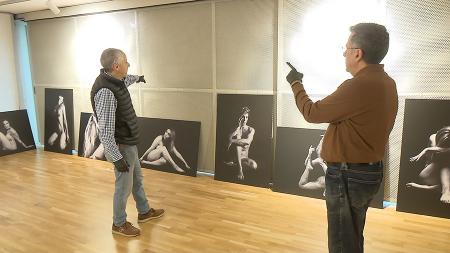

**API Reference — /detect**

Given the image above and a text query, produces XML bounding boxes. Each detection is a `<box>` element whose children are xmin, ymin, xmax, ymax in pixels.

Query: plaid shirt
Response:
<box><xmin>93</xmin><ymin>74</ymin><xmax>140</xmax><ymax>162</ymax></box>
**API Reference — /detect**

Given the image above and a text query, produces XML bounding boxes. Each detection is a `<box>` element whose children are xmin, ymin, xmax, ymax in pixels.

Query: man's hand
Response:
<box><xmin>114</xmin><ymin>158</ymin><xmax>129</xmax><ymax>172</ymax></box>
<box><xmin>286</xmin><ymin>62</ymin><xmax>303</xmax><ymax>85</ymax></box>
<box><xmin>138</xmin><ymin>75</ymin><xmax>146</xmax><ymax>83</ymax></box>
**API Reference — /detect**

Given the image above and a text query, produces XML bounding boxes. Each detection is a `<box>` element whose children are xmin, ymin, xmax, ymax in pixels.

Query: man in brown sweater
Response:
<box><xmin>286</xmin><ymin>23</ymin><xmax>398</xmax><ymax>253</ymax></box>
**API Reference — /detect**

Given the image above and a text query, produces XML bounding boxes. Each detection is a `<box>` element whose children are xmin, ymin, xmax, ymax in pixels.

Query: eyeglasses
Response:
<box><xmin>341</xmin><ymin>46</ymin><xmax>361</xmax><ymax>51</ymax></box>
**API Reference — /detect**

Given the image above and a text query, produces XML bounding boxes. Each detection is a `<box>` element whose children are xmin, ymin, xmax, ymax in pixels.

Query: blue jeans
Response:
<box><xmin>325</xmin><ymin>162</ymin><xmax>383</xmax><ymax>253</ymax></box>
<box><xmin>106</xmin><ymin>144</ymin><xmax>150</xmax><ymax>226</ymax></box>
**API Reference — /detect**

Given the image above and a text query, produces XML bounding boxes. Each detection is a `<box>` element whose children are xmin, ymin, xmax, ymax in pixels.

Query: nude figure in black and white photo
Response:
<box><xmin>407</xmin><ymin>126</ymin><xmax>450</xmax><ymax>204</ymax></box>
<box><xmin>299</xmin><ymin>135</ymin><xmax>327</xmax><ymax>196</ymax></box>
<box><xmin>47</xmin><ymin>95</ymin><xmax>70</xmax><ymax>150</ymax></box>
<box><xmin>82</xmin><ymin>114</ymin><xmax>105</xmax><ymax>160</ymax></box>
<box><xmin>224</xmin><ymin>106</ymin><xmax>258</xmax><ymax>180</ymax></box>
<box><xmin>0</xmin><ymin>119</ymin><xmax>34</xmax><ymax>151</ymax></box>
<box><xmin>139</xmin><ymin>128</ymin><xmax>190</xmax><ymax>173</ymax></box>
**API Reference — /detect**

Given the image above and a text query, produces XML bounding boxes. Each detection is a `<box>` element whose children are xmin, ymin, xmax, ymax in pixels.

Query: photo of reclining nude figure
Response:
<box><xmin>397</xmin><ymin>99</ymin><xmax>450</xmax><ymax>219</ymax></box>
<box><xmin>136</xmin><ymin>117</ymin><xmax>200</xmax><ymax>177</ymax></box>
<box><xmin>0</xmin><ymin>110</ymin><xmax>35</xmax><ymax>157</ymax></box>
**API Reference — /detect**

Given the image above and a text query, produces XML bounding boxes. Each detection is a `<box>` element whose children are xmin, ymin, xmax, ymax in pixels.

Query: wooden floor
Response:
<box><xmin>0</xmin><ymin>150</ymin><xmax>449</xmax><ymax>253</ymax></box>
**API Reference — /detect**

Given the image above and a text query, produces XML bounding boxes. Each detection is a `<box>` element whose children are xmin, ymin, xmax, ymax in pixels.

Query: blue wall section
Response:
<box><xmin>14</xmin><ymin>20</ymin><xmax>40</xmax><ymax>146</ymax></box>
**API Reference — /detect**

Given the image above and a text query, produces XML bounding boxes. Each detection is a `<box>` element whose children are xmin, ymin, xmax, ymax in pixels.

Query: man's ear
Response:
<box><xmin>355</xmin><ymin>49</ymin><xmax>364</xmax><ymax>62</ymax></box>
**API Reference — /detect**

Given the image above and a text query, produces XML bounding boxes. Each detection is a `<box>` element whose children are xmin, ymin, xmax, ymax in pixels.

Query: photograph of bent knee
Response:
<box><xmin>137</xmin><ymin>117</ymin><xmax>200</xmax><ymax>177</ymax></box>
<box><xmin>0</xmin><ymin>110</ymin><xmax>35</xmax><ymax>157</ymax></box>
<box><xmin>78</xmin><ymin>112</ymin><xmax>106</xmax><ymax>161</ymax></box>
<box><xmin>397</xmin><ymin>99</ymin><xmax>450</xmax><ymax>219</ymax></box>
<box><xmin>214</xmin><ymin>94</ymin><xmax>273</xmax><ymax>188</ymax></box>
<box><xmin>44</xmin><ymin>88</ymin><xmax>74</xmax><ymax>155</ymax></box>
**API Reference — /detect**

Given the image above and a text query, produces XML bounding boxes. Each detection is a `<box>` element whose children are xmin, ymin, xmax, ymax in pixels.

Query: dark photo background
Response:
<box><xmin>137</xmin><ymin>117</ymin><xmax>200</xmax><ymax>177</ymax></box>
<box><xmin>0</xmin><ymin>110</ymin><xmax>35</xmax><ymax>157</ymax></box>
<box><xmin>215</xmin><ymin>94</ymin><xmax>273</xmax><ymax>188</ymax></box>
<box><xmin>397</xmin><ymin>99</ymin><xmax>450</xmax><ymax>219</ymax></box>
<box><xmin>273</xmin><ymin>127</ymin><xmax>384</xmax><ymax>208</ymax></box>
<box><xmin>44</xmin><ymin>88</ymin><xmax>74</xmax><ymax>155</ymax></box>
<box><xmin>78</xmin><ymin>112</ymin><xmax>106</xmax><ymax>161</ymax></box>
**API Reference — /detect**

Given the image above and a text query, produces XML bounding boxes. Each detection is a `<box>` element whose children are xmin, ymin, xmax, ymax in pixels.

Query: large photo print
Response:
<box><xmin>0</xmin><ymin>110</ymin><xmax>35</xmax><ymax>157</ymax></box>
<box><xmin>137</xmin><ymin>117</ymin><xmax>200</xmax><ymax>177</ymax></box>
<box><xmin>397</xmin><ymin>99</ymin><xmax>450</xmax><ymax>219</ymax></box>
<box><xmin>273</xmin><ymin>127</ymin><xmax>384</xmax><ymax>208</ymax></box>
<box><xmin>215</xmin><ymin>94</ymin><xmax>273</xmax><ymax>188</ymax></box>
<box><xmin>44</xmin><ymin>88</ymin><xmax>74</xmax><ymax>154</ymax></box>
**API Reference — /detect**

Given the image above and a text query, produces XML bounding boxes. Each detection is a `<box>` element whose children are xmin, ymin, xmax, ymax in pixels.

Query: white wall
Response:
<box><xmin>0</xmin><ymin>13</ymin><xmax>20</xmax><ymax>112</ymax></box>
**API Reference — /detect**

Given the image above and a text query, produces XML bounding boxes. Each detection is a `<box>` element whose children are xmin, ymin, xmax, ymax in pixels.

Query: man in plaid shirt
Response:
<box><xmin>91</xmin><ymin>48</ymin><xmax>164</xmax><ymax>237</ymax></box>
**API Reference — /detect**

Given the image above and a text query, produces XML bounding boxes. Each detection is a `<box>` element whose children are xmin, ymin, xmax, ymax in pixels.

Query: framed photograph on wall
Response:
<box><xmin>397</xmin><ymin>99</ymin><xmax>450</xmax><ymax>219</ymax></box>
<box><xmin>44</xmin><ymin>88</ymin><xmax>74</xmax><ymax>155</ymax></box>
<box><xmin>0</xmin><ymin>110</ymin><xmax>35</xmax><ymax>157</ymax></box>
<box><xmin>137</xmin><ymin>117</ymin><xmax>200</xmax><ymax>177</ymax></box>
<box><xmin>214</xmin><ymin>94</ymin><xmax>273</xmax><ymax>188</ymax></box>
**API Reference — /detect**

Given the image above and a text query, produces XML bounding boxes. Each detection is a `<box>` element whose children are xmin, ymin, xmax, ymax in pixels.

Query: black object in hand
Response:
<box><xmin>286</xmin><ymin>62</ymin><xmax>303</xmax><ymax>85</ymax></box>
<box><xmin>138</xmin><ymin>75</ymin><xmax>146</xmax><ymax>83</ymax></box>
<box><xmin>114</xmin><ymin>158</ymin><xmax>129</xmax><ymax>172</ymax></box>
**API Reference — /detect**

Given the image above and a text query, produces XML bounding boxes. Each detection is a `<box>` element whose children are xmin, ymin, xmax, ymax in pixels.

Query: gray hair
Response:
<box><xmin>100</xmin><ymin>48</ymin><xmax>125</xmax><ymax>72</ymax></box>
<box><xmin>350</xmin><ymin>23</ymin><xmax>389</xmax><ymax>64</ymax></box>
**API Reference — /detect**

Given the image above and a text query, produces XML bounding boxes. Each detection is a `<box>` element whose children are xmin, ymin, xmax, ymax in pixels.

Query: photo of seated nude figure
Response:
<box><xmin>407</xmin><ymin>126</ymin><xmax>450</xmax><ymax>204</ymax></box>
<box><xmin>139</xmin><ymin>128</ymin><xmax>190</xmax><ymax>173</ymax></box>
<box><xmin>47</xmin><ymin>95</ymin><xmax>70</xmax><ymax>150</ymax></box>
<box><xmin>224</xmin><ymin>106</ymin><xmax>258</xmax><ymax>180</ymax></box>
<box><xmin>299</xmin><ymin>135</ymin><xmax>327</xmax><ymax>196</ymax></box>
<box><xmin>0</xmin><ymin>119</ymin><xmax>34</xmax><ymax>151</ymax></box>
<box><xmin>82</xmin><ymin>114</ymin><xmax>105</xmax><ymax>160</ymax></box>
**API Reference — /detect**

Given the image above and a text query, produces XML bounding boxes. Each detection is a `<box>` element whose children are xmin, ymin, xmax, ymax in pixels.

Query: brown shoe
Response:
<box><xmin>138</xmin><ymin>208</ymin><xmax>165</xmax><ymax>223</ymax></box>
<box><xmin>112</xmin><ymin>221</ymin><xmax>140</xmax><ymax>237</ymax></box>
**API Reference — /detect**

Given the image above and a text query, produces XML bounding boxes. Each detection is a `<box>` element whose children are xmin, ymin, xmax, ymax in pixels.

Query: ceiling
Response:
<box><xmin>0</xmin><ymin>0</ymin><xmax>111</xmax><ymax>14</ymax></box>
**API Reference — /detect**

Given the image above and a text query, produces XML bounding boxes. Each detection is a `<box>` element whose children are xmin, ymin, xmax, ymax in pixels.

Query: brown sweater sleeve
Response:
<box><xmin>290</xmin><ymin>79</ymin><xmax>368</xmax><ymax>124</ymax></box>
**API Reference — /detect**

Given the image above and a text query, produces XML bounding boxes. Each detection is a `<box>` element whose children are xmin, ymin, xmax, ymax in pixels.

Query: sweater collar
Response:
<box><xmin>354</xmin><ymin>64</ymin><xmax>384</xmax><ymax>77</ymax></box>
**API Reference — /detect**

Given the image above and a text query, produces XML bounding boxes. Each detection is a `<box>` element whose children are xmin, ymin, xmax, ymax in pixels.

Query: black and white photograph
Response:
<box><xmin>397</xmin><ymin>99</ymin><xmax>450</xmax><ymax>219</ymax></box>
<box><xmin>77</xmin><ymin>112</ymin><xmax>106</xmax><ymax>161</ymax></box>
<box><xmin>137</xmin><ymin>117</ymin><xmax>200</xmax><ymax>177</ymax></box>
<box><xmin>44</xmin><ymin>88</ymin><xmax>74</xmax><ymax>154</ymax></box>
<box><xmin>273</xmin><ymin>127</ymin><xmax>384</xmax><ymax>208</ymax></box>
<box><xmin>214</xmin><ymin>94</ymin><xmax>273</xmax><ymax>188</ymax></box>
<box><xmin>0</xmin><ymin>110</ymin><xmax>35</xmax><ymax>157</ymax></box>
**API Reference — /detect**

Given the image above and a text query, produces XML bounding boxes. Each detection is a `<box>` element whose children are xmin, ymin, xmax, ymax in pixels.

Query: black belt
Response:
<box><xmin>326</xmin><ymin>161</ymin><xmax>381</xmax><ymax>167</ymax></box>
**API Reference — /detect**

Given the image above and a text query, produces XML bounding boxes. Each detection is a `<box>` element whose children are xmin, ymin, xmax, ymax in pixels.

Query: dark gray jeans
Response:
<box><xmin>325</xmin><ymin>162</ymin><xmax>383</xmax><ymax>253</ymax></box>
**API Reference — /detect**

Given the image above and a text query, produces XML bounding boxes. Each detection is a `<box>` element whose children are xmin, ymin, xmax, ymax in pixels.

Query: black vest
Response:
<box><xmin>90</xmin><ymin>71</ymin><xmax>140</xmax><ymax>145</ymax></box>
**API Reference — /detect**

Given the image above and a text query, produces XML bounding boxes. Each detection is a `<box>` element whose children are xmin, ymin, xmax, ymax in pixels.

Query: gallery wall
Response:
<box><xmin>0</xmin><ymin>13</ymin><xmax>20</xmax><ymax>112</ymax></box>
<box><xmin>25</xmin><ymin>0</ymin><xmax>450</xmax><ymax>202</ymax></box>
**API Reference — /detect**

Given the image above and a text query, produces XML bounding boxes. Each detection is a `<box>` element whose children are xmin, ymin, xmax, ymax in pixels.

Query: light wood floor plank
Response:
<box><xmin>0</xmin><ymin>150</ymin><xmax>449</xmax><ymax>253</ymax></box>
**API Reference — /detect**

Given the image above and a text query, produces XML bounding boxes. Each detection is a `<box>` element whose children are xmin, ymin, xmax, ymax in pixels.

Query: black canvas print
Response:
<box><xmin>137</xmin><ymin>117</ymin><xmax>200</xmax><ymax>177</ymax></box>
<box><xmin>0</xmin><ymin>110</ymin><xmax>35</xmax><ymax>157</ymax></box>
<box><xmin>44</xmin><ymin>88</ymin><xmax>74</xmax><ymax>154</ymax></box>
<box><xmin>78</xmin><ymin>112</ymin><xmax>106</xmax><ymax>161</ymax></box>
<box><xmin>397</xmin><ymin>99</ymin><xmax>450</xmax><ymax>219</ymax></box>
<box><xmin>273</xmin><ymin>127</ymin><xmax>384</xmax><ymax>208</ymax></box>
<box><xmin>215</xmin><ymin>94</ymin><xmax>273</xmax><ymax>188</ymax></box>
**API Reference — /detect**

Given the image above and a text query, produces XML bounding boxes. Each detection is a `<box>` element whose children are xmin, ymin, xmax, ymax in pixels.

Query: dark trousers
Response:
<box><xmin>325</xmin><ymin>162</ymin><xmax>383</xmax><ymax>253</ymax></box>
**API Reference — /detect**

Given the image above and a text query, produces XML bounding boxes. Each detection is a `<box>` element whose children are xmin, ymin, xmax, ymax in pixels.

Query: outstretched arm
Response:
<box><xmin>173</xmin><ymin>146</ymin><xmax>190</xmax><ymax>169</ymax></box>
<box><xmin>10</xmin><ymin>129</ymin><xmax>33</xmax><ymax>148</ymax></box>
<box><xmin>410</xmin><ymin>146</ymin><xmax>450</xmax><ymax>162</ymax></box>
<box><xmin>406</xmin><ymin>182</ymin><xmax>439</xmax><ymax>190</ymax></box>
